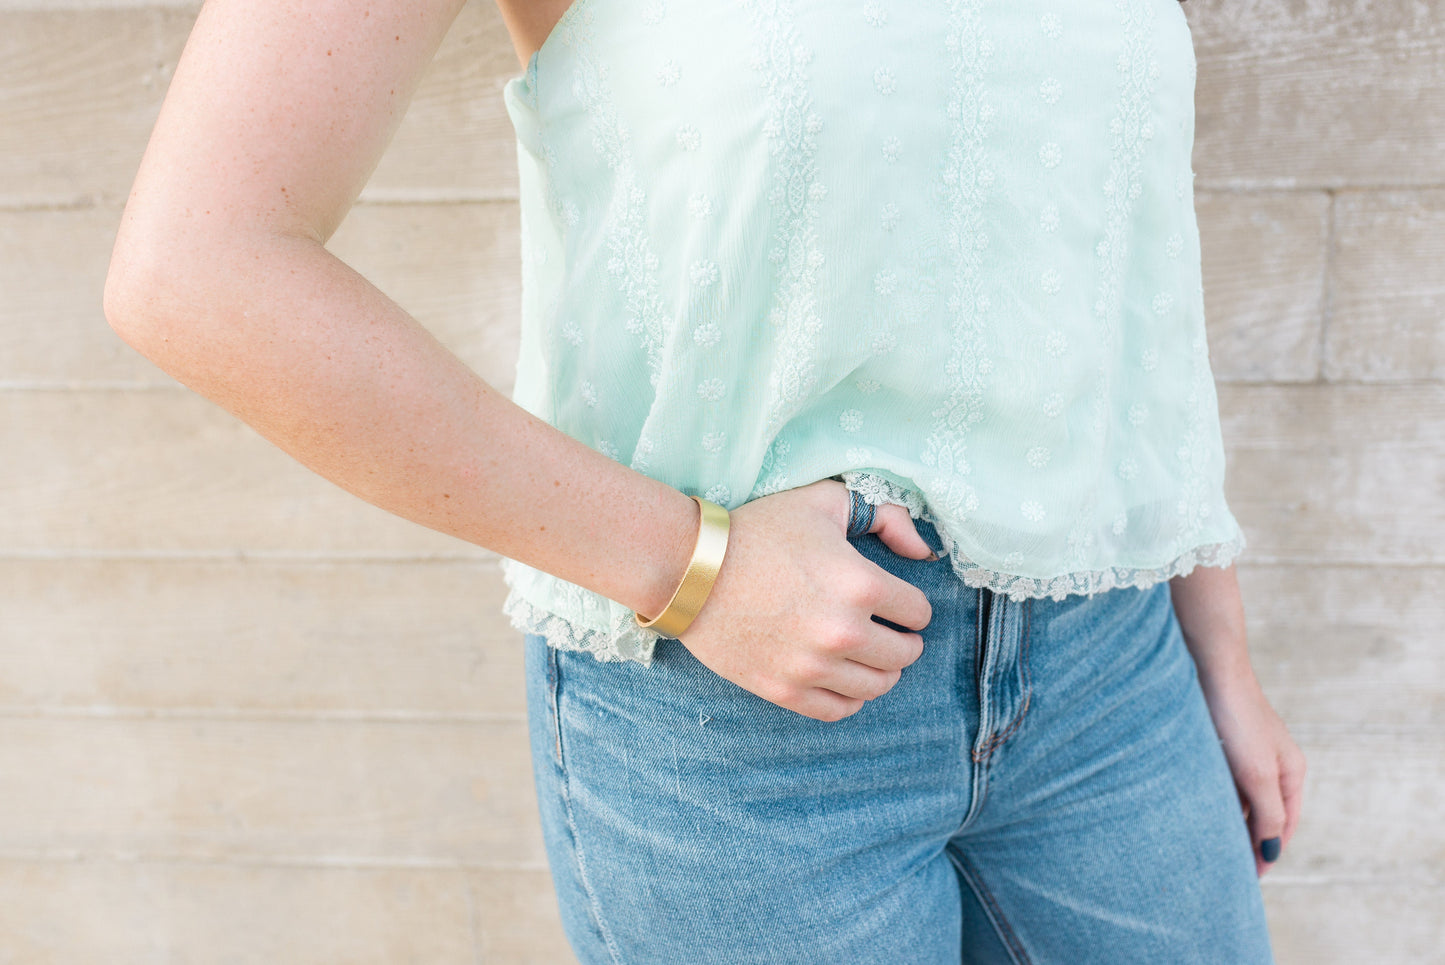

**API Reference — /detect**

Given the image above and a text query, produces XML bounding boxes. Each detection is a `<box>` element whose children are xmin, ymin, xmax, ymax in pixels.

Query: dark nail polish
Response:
<box><xmin>1259</xmin><ymin>837</ymin><xmax>1281</xmax><ymax>863</ymax></box>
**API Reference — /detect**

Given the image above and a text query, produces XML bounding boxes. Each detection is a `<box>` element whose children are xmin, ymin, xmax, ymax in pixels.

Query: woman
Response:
<box><xmin>105</xmin><ymin>0</ymin><xmax>1305</xmax><ymax>961</ymax></box>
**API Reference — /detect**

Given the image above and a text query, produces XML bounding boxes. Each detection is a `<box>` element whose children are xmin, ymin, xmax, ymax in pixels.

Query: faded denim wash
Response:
<box><xmin>522</xmin><ymin>516</ymin><xmax>1274</xmax><ymax>964</ymax></box>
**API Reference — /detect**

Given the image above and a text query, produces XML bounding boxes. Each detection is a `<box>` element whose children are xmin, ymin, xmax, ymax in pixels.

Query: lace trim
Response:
<box><xmin>511</xmin><ymin>469</ymin><xmax>1248</xmax><ymax>666</ymax></box>
<box><xmin>842</xmin><ymin>469</ymin><xmax>1247</xmax><ymax>601</ymax></box>
<box><xmin>502</xmin><ymin>593</ymin><xmax>662</xmax><ymax>665</ymax></box>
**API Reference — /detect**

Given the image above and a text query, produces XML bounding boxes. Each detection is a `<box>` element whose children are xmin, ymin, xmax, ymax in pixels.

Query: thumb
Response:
<box><xmin>871</xmin><ymin>504</ymin><xmax>937</xmax><ymax>561</ymax></box>
<box><xmin>1242</xmin><ymin>763</ymin><xmax>1287</xmax><ymax>869</ymax></box>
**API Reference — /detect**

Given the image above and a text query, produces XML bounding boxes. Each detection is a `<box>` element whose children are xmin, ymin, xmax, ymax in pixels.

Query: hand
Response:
<box><xmin>678</xmin><ymin>479</ymin><xmax>935</xmax><ymax>721</ymax></box>
<box><xmin>1198</xmin><ymin>670</ymin><xmax>1307</xmax><ymax>877</ymax></box>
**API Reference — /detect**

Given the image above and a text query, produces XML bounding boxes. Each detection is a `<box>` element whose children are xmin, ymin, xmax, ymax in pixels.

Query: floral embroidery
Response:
<box><xmin>501</xmin><ymin>0</ymin><xmax>1247</xmax><ymax>663</ymax></box>
<box><xmin>690</xmin><ymin>259</ymin><xmax>720</xmax><ymax>288</ymax></box>
<box><xmin>746</xmin><ymin>0</ymin><xmax>828</xmax><ymax>442</ymax></box>
<box><xmin>1039</xmin><ymin>203</ymin><xmax>1060</xmax><ymax>233</ymax></box>
<box><xmin>696</xmin><ymin>378</ymin><xmax>726</xmax><ymax>401</ymax></box>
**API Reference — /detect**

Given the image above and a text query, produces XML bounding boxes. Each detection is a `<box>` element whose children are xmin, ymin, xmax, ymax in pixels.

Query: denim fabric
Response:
<box><xmin>522</xmin><ymin>518</ymin><xmax>1274</xmax><ymax>964</ymax></box>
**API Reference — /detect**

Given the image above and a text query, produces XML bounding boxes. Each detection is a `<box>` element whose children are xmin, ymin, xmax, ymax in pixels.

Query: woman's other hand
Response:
<box><xmin>678</xmin><ymin>479</ymin><xmax>935</xmax><ymax>722</ymax></box>
<box><xmin>1198</xmin><ymin>670</ymin><xmax>1307</xmax><ymax>878</ymax></box>
<box><xmin>1170</xmin><ymin>566</ymin><xmax>1307</xmax><ymax>877</ymax></box>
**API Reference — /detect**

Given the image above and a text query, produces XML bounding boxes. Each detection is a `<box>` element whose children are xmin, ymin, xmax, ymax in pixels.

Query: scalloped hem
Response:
<box><xmin>507</xmin><ymin>470</ymin><xmax>1246</xmax><ymax>664</ymax></box>
<box><xmin>502</xmin><ymin>592</ymin><xmax>663</xmax><ymax>666</ymax></box>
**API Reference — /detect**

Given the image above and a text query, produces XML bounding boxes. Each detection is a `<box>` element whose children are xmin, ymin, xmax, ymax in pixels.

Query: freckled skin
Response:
<box><xmin>102</xmin><ymin>10</ymin><xmax>1312</xmax><ymax>865</ymax></box>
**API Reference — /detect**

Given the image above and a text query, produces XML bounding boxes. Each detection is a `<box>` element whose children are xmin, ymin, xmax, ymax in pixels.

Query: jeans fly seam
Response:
<box><xmin>951</xmin><ymin>847</ymin><xmax>1033</xmax><ymax>965</ymax></box>
<box><xmin>551</xmin><ymin>656</ymin><xmax>628</xmax><ymax>965</ymax></box>
<box><xmin>976</xmin><ymin>599</ymin><xmax>1034</xmax><ymax>758</ymax></box>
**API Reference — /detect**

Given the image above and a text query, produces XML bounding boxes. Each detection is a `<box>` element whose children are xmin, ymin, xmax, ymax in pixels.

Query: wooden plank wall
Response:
<box><xmin>0</xmin><ymin>0</ymin><xmax>1440</xmax><ymax>961</ymax></box>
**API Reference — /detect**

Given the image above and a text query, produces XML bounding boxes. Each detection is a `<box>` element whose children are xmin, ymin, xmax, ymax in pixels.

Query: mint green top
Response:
<box><xmin>499</xmin><ymin>0</ymin><xmax>1246</xmax><ymax>664</ymax></box>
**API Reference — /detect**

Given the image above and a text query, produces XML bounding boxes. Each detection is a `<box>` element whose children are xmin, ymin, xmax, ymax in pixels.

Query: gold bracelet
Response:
<box><xmin>635</xmin><ymin>495</ymin><xmax>730</xmax><ymax>638</ymax></box>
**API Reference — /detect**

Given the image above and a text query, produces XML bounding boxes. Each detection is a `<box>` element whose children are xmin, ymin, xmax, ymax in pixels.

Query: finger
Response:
<box><xmin>1279</xmin><ymin>748</ymin><xmax>1307</xmax><ymax>849</ymax></box>
<box><xmin>864</xmin><ymin>562</ymin><xmax>933</xmax><ymax>632</ymax></box>
<box><xmin>794</xmin><ymin>688</ymin><xmax>866</xmax><ymax>723</ymax></box>
<box><xmin>1241</xmin><ymin>764</ymin><xmax>1288</xmax><ymax>867</ymax></box>
<box><xmin>844</xmin><ymin>621</ymin><xmax>926</xmax><ymax>673</ymax></box>
<box><xmin>871</xmin><ymin>504</ymin><xmax>936</xmax><ymax>560</ymax></box>
<box><xmin>821</xmin><ymin>659</ymin><xmax>904</xmax><ymax>702</ymax></box>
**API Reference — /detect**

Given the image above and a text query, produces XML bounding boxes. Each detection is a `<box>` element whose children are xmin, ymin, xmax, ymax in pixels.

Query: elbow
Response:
<box><xmin>103</xmin><ymin>218</ymin><xmax>244</xmax><ymax>367</ymax></box>
<box><xmin>103</xmin><ymin>231</ymin><xmax>183</xmax><ymax>361</ymax></box>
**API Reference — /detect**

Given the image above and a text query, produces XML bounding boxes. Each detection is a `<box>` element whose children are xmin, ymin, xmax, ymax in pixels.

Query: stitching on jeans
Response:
<box><xmin>972</xmin><ymin>598</ymin><xmax>1032</xmax><ymax>762</ymax></box>
<box><xmin>551</xmin><ymin>655</ymin><xmax>628</xmax><ymax>965</ymax></box>
<box><xmin>548</xmin><ymin>646</ymin><xmax>563</xmax><ymax>768</ymax></box>
<box><xmin>953</xmin><ymin>847</ymin><xmax>1033</xmax><ymax>964</ymax></box>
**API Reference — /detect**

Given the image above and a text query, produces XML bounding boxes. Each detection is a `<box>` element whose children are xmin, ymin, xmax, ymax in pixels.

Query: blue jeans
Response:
<box><xmin>523</xmin><ymin>517</ymin><xmax>1274</xmax><ymax>964</ymax></box>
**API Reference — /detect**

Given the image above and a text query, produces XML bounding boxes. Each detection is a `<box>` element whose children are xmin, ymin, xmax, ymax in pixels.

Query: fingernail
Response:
<box><xmin>1259</xmin><ymin>837</ymin><xmax>1281</xmax><ymax>863</ymax></box>
<box><xmin>924</xmin><ymin>552</ymin><xmax>939</xmax><ymax>561</ymax></box>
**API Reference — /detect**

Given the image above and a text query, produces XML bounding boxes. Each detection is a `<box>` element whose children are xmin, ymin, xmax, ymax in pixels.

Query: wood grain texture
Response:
<box><xmin>0</xmin><ymin>202</ymin><xmax>521</xmax><ymax>390</ymax></box>
<box><xmin>1197</xmin><ymin>190</ymin><xmax>1329</xmax><ymax>383</ymax></box>
<box><xmin>1236</xmin><ymin>563</ymin><xmax>1445</xmax><ymax>730</ymax></box>
<box><xmin>0</xmin><ymin>558</ymin><xmax>525</xmax><ymax>717</ymax></box>
<box><xmin>1188</xmin><ymin>0</ymin><xmax>1445</xmax><ymax>189</ymax></box>
<box><xmin>0</xmin><ymin>861</ymin><xmax>576</xmax><ymax>965</ymax></box>
<box><xmin>0</xmin><ymin>390</ymin><xmax>492</xmax><ymax>556</ymax></box>
<box><xmin>1272</xmin><ymin>731</ymin><xmax>1445</xmax><ymax>880</ymax></box>
<box><xmin>1327</xmin><ymin>189</ymin><xmax>1445</xmax><ymax>382</ymax></box>
<box><xmin>1218</xmin><ymin>383</ymin><xmax>1445</xmax><ymax>565</ymax></box>
<box><xmin>0</xmin><ymin>716</ymin><xmax>546</xmax><ymax>865</ymax></box>
<box><xmin>1264</xmin><ymin>882</ymin><xmax>1445</xmax><ymax>965</ymax></box>
<box><xmin>0</xmin><ymin>3</ymin><xmax>521</xmax><ymax>208</ymax></box>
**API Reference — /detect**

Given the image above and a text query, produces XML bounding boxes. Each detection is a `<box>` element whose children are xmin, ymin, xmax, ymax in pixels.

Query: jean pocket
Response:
<box><xmin>845</xmin><ymin>489</ymin><xmax>876</xmax><ymax>539</ymax></box>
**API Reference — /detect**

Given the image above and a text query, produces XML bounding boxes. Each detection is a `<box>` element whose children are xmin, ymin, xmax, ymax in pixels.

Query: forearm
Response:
<box><xmin>104</xmin><ymin>232</ymin><xmax>696</xmax><ymax>619</ymax></box>
<box><xmin>1168</xmin><ymin>563</ymin><xmax>1257</xmax><ymax>693</ymax></box>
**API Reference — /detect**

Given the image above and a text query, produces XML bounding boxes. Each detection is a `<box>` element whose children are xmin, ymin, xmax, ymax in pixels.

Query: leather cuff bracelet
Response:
<box><xmin>635</xmin><ymin>495</ymin><xmax>730</xmax><ymax>639</ymax></box>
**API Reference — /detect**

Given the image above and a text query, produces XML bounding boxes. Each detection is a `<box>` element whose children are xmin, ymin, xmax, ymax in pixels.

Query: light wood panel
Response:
<box><xmin>0</xmin><ymin>717</ymin><xmax>545</xmax><ymax>865</ymax></box>
<box><xmin>0</xmin><ymin>390</ymin><xmax>490</xmax><ymax>556</ymax></box>
<box><xmin>0</xmin><ymin>3</ymin><xmax>521</xmax><ymax>209</ymax></box>
<box><xmin>1197</xmin><ymin>190</ymin><xmax>1329</xmax><ymax>383</ymax></box>
<box><xmin>0</xmin><ymin>202</ymin><xmax>521</xmax><ymax>391</ymax></box>
<box><xmin>0</xmin><ymin>558</ymin><xmax>526</xmax><ymax>717</ymax></box>
<box><xmin>1327</xmin><ymin>189</ymin><xmax>1445</xmax><ymax>382</ymax></box>
<box><xmin>0</xmin><ymin>861</ymin><xmax>576</xmax><ymax>965</ymax></box>
<box><xmin>1263</xmin><ymin>881</ymin><xmax>1445</xmax><ymax>965</ymax></box>
<box><xmin>1188</xmin><ymin>0</ymin><xmax>1445</xmax><ymax>189</ymax></box>
<box><xmin>1218</xmin><ymin>383</ymin><xmax>1445</xmax><ymax>565</ymax></box>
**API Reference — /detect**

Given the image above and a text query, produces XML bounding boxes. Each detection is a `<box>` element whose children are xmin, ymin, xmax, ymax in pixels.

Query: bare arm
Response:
<box><xmin>104</xmin><ymin>0</ymin><xmax>932</xmax><ymax>721</ymax></box>
<box><xmin>1169</xmin><ymin>563</ymin><xmax>1306</xmax><ymax>875</ymax></box>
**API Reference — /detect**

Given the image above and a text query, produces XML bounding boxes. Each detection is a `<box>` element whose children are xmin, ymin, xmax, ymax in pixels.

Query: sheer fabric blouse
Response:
<box><xmin>498</xmin><ymin>0</ymin><xmax>1246</xmax><ymax>663</ymax></box>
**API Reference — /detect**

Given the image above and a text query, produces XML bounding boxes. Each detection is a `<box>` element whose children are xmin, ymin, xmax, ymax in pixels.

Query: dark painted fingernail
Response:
<box><xmin>1259</xmin><ymin>837</ymin><xmax>1282</xmax><ymax>863</ymax></box>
